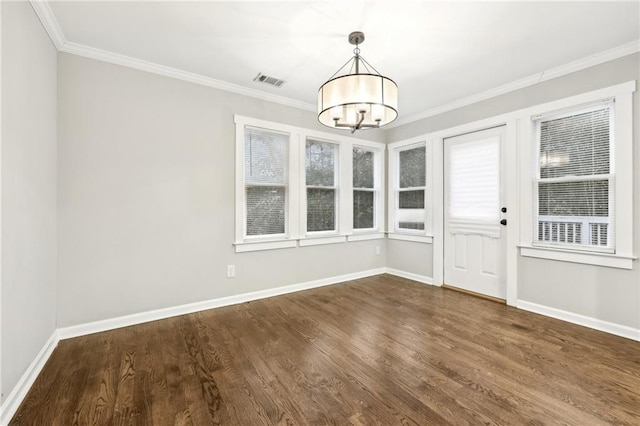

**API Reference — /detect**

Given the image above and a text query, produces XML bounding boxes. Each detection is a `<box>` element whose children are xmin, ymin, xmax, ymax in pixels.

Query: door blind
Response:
<box><xmin>448</xmin><ymin>137</ymin><xmax>500</xmax><ymax>222</ymax></box>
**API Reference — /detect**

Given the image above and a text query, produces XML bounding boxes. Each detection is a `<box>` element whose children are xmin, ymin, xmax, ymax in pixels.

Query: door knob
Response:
<box><xmin>500</xmin><ymin>219</ymin><xmax>507</xmax><ymax>226</ymax></box>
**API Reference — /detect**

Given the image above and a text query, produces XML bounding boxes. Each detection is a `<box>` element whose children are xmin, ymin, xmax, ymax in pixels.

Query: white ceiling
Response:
<box><xmin>45</xmin><ymin>1</ymin><xmax>640</xmax><ymax>124</ymax></box>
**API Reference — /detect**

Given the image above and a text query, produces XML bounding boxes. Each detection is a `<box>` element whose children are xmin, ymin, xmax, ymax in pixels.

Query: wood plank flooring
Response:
<box><xmin>10</xmin><ymin>274</ymin><xmax>640</xmax><ymax>425</ymax></box>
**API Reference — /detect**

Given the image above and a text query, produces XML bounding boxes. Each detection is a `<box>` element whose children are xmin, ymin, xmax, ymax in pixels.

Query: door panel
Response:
<box><xmin>444</xmin><ymin>126</ymin><xmax>506</xmax><ymax>299</ymax></box>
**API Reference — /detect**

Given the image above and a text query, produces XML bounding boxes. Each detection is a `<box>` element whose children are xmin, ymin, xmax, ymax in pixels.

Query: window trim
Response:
<box><xmin>518</xmin><ymin>81</ymin><xmax>635</xmax><ymax>269</ymax></box>
<box><xmin>234</xmin><ymin>115</ymin><xmax>386</xmax><ymax>252</ymax></box>
<box><xmin>387</xmin><ymin>138</ymin><xmax>432</xmax><ymax>240</ymax></box>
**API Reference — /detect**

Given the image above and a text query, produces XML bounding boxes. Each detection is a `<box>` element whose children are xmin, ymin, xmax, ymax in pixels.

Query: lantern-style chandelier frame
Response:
<box><xmin>318</xmin><ymin>31</ymin><xmax>398</xmax><ymax>133</ymax></box>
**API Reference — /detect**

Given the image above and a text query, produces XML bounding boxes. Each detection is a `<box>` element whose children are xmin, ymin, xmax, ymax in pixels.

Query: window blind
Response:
<box><xmin>306</xmin><ymin>139</ymin><xmax>338</xmax><ymax>232</ymax></box>
<box><xmin>244</xmin><ymin>126</ymin><xmax>289</xmax><ymax>236</ymax></box>
<box><xmin>535</xmin><ymin>104</ymin><xmax>614</xmax><ymax>249</ymax></box>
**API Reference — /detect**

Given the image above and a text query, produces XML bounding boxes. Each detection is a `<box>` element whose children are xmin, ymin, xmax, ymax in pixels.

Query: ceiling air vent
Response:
<box><xmin>253</xmin><ymin>73</ymin><xmax>286</xmax><ymax>87</ymax></box>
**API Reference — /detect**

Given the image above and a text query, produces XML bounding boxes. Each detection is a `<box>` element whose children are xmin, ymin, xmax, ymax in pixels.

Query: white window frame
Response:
<box><xmin>519</xmin><ymin>81</ymin><xmax>635</xmax><ymax>269</ymax></box>
<box><xmin>235</xmin><ymin>115</ymin><xmax>385</xmax><ymax>252</ymax></box>
<box><xmin>387</xmin><ymin>137</ymin><xmax>433</xmax><ymax>243</ymax></box>
<box><xmin>350</xmin><ymin>143</ymin><xmax>385</xmax><ymax>240</ymax></box>
<box><xmin>531</xmin><ymin>101</ymin><xmax>615</xmax><ymax>254</ymax></box>
<box><xmin>235</xmin><ymin>117</ymin><xmax>300</xmax><ymax>252</ymax></box>
<box><xmin>302</xmin><ymin>137</ymin><xmax>340</xmax><ymax>237</ymax></box>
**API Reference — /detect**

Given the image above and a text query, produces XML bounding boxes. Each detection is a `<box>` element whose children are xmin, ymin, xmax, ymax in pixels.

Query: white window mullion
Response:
<box><xmin>341</xmin><ymin>140</ymin><xmax>353</xmax><ymax>235</ymax></box>
<box><xmin>234</xmin><ymin>120</ymin><xmax>245</xmax><ymax>244</ymax></box>
<box><xmin>613</xmin><ymin>92</ymin><xmax>632</xmax><ymax>256</ymax></box>
<box><xmin>289</xmin><ymin>132</ymin><xmax>301</xmax><ymax>240</ymax></box>
<box><xmin>375</xmin><ymin>148</ymin><xmax>386</xmax><ymax>232</ymax></box>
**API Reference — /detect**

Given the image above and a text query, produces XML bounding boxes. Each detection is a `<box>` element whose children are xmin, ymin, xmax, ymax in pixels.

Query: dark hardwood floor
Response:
<box><xmin>11</xmin><ymin>274</ymin><xmax>640</xmax><ymax>425</ymax></box>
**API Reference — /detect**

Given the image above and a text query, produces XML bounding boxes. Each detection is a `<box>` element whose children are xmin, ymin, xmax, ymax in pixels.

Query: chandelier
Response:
<box><xmin>318</xmin><ymin>31</ymin><xmax>398</xmax><ymax>133</ymax></box>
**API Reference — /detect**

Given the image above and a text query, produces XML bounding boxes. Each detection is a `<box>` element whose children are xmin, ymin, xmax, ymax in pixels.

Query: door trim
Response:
<box><xmin>431</xmin><ymin>118</ymin><xmax>518</xmax><ymax>306</ymax></box>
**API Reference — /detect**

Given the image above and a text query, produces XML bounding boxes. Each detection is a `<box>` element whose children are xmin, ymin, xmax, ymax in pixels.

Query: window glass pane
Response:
<box><xmin>245</xmin><ymin>127</ymin><xmax>288</xmax><ymax>185</ymax></box>
<box><xmin>246</xmin><ymin>186</ymin><xmax>285</xmax><ymax>236</ymax></box>
<box><xmin>307</xmin><ymin>188</ymin><xmax>335</xmax><ymax>232</ymax></box>
<box><xmin>399</xmin><ymin>146</ymin><xmax>426</xmax><ymax>188</ymax></box>
<box><xmin>306</xmin><ymin>139</ymin><xmax>337</xmax><ymax>186</ymax></box>
<box><xmin>399</xmin><ymin>190</ymin><xmax>425</xmax><ymax>209</ymax></box>
<box><xmin>353</xmin><ymin>148</ymin><xmax>374</xmax><ymax>188</ymax></box>
<box><xmin>538</xmin><ymin>180</ymin><xmax>608</xmax><ymax>217</ymax></box>
<box><xmin>537</xmin><ymin>180</ymin><xmax>610</xmax><ymax>247</ymax></box>
<box><xmin>353</xmin><ymin>190</ymin><xmax>374</xmax><ymax>229</ymax></box>
<box><xmin>399</xmin><ymin>222</ymin><xmax>425</xmax><ymax>230</ymax></box>
<box><xmin>539</xmin><ymin>108</ymin><xmax>610</xmax><ymax>179</ymax></box>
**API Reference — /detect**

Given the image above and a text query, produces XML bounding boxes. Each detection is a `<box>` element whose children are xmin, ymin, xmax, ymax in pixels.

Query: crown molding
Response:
<box><xmin>391</xmin><ymin>39</ymin><xmax>640</xmax><ymax>128</ymax></box>
<box><xmin>29</xmin><ymin>0</ymin><xmax>639</xmax><ymax>127</ymax></box>
<box><xmin>60</xmin><ymin>41</ymin><xmax>316</xmax><ymax>112</ymax></box>
<box><xmin>28</xmin><ymin>0</ymin><xmax>316</xmax><ymax>112</ymax></box>
<box><xmin>29</xmin><ymin>0</ymin><xmax>65</xmax><ymax>49</ymax></box>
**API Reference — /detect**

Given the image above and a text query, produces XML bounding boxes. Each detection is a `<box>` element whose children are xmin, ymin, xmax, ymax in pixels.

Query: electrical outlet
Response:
<box><xmin>375</xmin><ymin>246</ymin><xmax>381</xmax><ymax>255</ymax></box>
<box><xmin>227</xmin><ymin>265</ymin><xmax>236</xmax><ymax>278</ymax></box>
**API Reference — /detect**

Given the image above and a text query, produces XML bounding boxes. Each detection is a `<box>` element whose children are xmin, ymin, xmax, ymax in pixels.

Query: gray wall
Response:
<box><xmin>386</xmin><ymin>53</ymin><xmax>640</xmax><ymax>329</ymax></box>
<box><xmin>57</xmin><ymin>53</ymin><xmax>385</xmax><ymax>327</ymax></box>
<box><xmin>386</xmin><ymin>239</ymin><xmax>433</xmax><ymax>278</ymax></box>
<box><xmin>1</xmin><ymin>2</ymin><xmax>58</xmax><ymax>404</ymax></box>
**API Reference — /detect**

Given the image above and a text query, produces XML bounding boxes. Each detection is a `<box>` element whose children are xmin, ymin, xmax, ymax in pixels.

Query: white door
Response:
<box><xmin>444</xmin><ymin>126</ymin><xmax>507</xmax><ymax>299</ymax></box>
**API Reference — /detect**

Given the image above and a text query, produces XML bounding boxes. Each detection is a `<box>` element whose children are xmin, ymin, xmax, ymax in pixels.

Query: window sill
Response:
<box><xmin>348</xmin><ymin>233</ymin><xmax>386</xmax><ymax>242</ymax></box>
<box><xmin>235</xmin><ymin>232</ymin><xmax>388</xmax><ymax>253</ymax></box>
<box><xmin>388</xmin><ymin>233</ymin><xmax>434</xmax><ymax>244</ymax></box>
<box><xmin>234</xmin><ymin>239</ymin><xmax>297</xmax><ymax>253</ymax></box>
<box><xmin>298</xmin><ymin>236</ymin><xmax>346</xmax><ymax>247</ymax></box>
<box><xmin>519</xmin><ymin>245</ymin><xmax>636</xmax><ymax>269</ymax></box>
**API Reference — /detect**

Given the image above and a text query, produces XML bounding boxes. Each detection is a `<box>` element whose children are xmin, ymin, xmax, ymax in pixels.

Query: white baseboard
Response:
<box><xmin>384</xmin><ymin>268</ymin><xmax>435</xmax><ymax>285</ymax></box>
<box><xmin>517</xmin><ymin>300</ymin><xmax>640</xmax><ymax>342</ymax></box>
<box><xmin>0</xmin><ymin>330</ymin><xmax>59</xmax><ymax>425</ymax></box>
<box><xmin>57</xmin><ymin>268</ymin><xmax>387</xmax><ymax>340</ymax></box>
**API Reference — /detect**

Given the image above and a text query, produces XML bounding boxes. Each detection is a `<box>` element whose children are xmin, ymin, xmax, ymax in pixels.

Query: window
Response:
<box><xmin>353</xmin><ymin>147</ymin><xmax>376</xmax><ymax>230</ymax></box>
<box><xmin>387</xmin><ymin>139</ymin><xmax>432</xmax><ymax>243</ymax></box>
<box><xmin>305</xmin><ymin>139</ymin><xmax>338</xmax><ymax>233</ymax></box>
<box><xmin>244</xmin><ymin>126</ymin><xmax>289</xmax><ymax>238</ymax></box>
<box><xmin>235</xmin><ymin>116</ymin><xmax>386</xmax><ymax>252</ymax></box>
<box><xmin>533</xmin><ymin>102</ymin><xmax>614</xmax><ymax>252</ymax></box>
<box><xmin>395</xmin><ymin>144</ymin><xmax>427</xmax><ymax>232</ymax></box>
<box><xmin>519</xmin><ymin>81</ymin><xmax>634</xmax><ymax>269</ymax></box>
